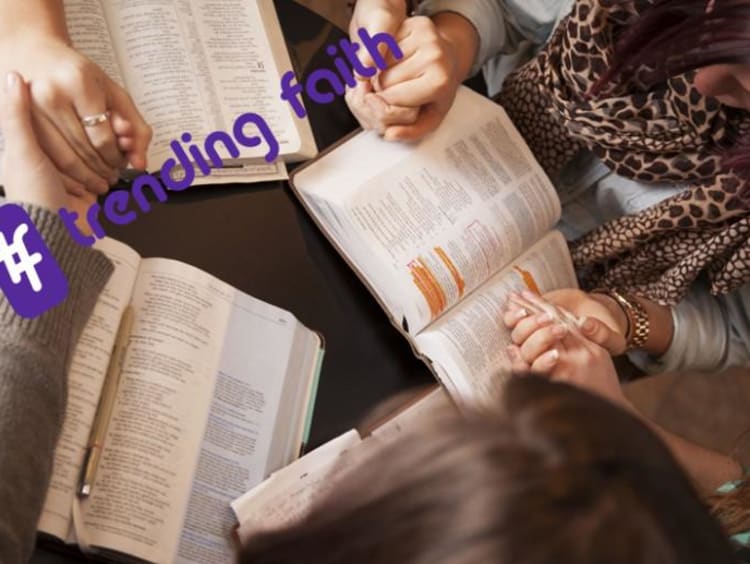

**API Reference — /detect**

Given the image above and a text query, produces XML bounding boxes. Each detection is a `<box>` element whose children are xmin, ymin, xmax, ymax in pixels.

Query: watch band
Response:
<box><xmin>593</xmin><ymin>289</ymin><xmax>649</xmax><ymax>351</ymax></box>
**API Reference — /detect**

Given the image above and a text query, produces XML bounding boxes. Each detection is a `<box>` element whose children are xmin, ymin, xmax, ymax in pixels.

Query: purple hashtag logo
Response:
<box><xmin>0</xmin><ymin>204</ymin><xmax>68</xmax><ymax>319</ymax></box>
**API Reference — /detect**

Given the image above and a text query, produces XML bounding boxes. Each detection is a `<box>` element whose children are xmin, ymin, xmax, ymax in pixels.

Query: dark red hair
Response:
<box><xmin>594</xmin><ymin>0</ymin><xmax>750</xmax><ymax>180</ymax></box>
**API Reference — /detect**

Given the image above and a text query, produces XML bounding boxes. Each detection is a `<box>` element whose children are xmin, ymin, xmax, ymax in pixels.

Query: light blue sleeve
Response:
<box><xmin>629</xmin><ymin>281</ymin><xmax>750</xmax><ymax>374</ymax></box>
<box><xmin>417</xmin><ymin>0</ymin><xmax>574</xmax><ymax>76</ymax></box>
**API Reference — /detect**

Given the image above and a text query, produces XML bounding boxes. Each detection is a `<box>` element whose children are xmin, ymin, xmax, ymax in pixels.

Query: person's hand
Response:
<box><xmin>1</xmin><ymin>72</ymin><xmax>95</xmax><ymax>226</ymax></box>
<box><xmin>542</xmin><ymin>289</ymin><xmax>628</xmax><ymax>356</ymax></box>
<box><xmin>370</xmin><ymin>15</ymin><xmax>465</xmax><ymax>141</ymax></box>
<box><xmin>345</xmin><ymin>79</ymin><xmax>419</xmax><ymax>135</ymax></box>
<box><xmin>503</xmin><ymin>293</ymin><xmax>629</xmax><ymax>408</ymax></box>
<box><xmin>0</xmin><ymin>34</ymin><xmax>152</xmax><ymax>196</ymax></box>
<box><xmin>346</xmin><ymin>13</ymin><xmax>467</xmax><ymax>141</ymax></box>
<box><xmin>346</xmin><ymin>0</ymin><xmax>420</xmax><ymax>136</ymax></box>
<box><xmin>349</xmin><ymin>0</ymin><xmax>407</xmax><ymax>70</ymax></box>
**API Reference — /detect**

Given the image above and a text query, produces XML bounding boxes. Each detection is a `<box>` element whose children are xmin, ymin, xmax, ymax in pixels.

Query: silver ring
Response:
<box><xmin>80</xmin><ymin>112</ymin><xmax>110</xmax><ymax>127</ymax></box>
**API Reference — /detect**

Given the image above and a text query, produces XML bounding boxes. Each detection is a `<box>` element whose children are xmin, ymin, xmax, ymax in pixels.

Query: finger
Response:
<box><xmin>63</xmin><ymin>105</ymin><xmax>122</xmax><ymax>179</ymax></box>
<box><xmin>117</xmin><ymin>136</ymin><xmax>135</xmax><ymax>152</ymax></box>
<box><xmin>363</xmin><ymin>93</ymin><xmax>419</xmax><ymax>130</ymax></box>
<box><xmin>345</xmin><ymin>83</ymin><xmax>376</xmax><ymax>130</ymax></box>
<box><xmin>351</xmin><ymin>6</ymin><xmax>407</xmax><ymax>72</ymax></box>
<box><xmin>0</xmin><ymin>72</ymin><xmax>37</xmax><ymax>156</ymax></box>
<box><xmin>32</xmin><ymin>113</ymin><xmax>110</xmax><ymax>194</ymax></box>
<box><xmin>506</xmin><ymin>345</ymin><xmax>531</xmax><ymax>374</ymax></box>
<box><xmin>530</xmin><ymin>349</ymin><xmax>560</xmax><ymax>374</ymax></box>
<box><xmin>511</xmin><ymin>311</ymin><xmax>556</xmax><ymax>345</ymax></box>
<box><xmin>106</xmin><ymin>77</ymin><xmax>151</xmax><ymax>169</ymax></box>
<box><xmin>580</xmin><ymin>316</ymin><xmax>627</xmax><ymax>356</ymax></box>
<box><xmin>71</xmin><ymin>73</ymin><xmax>125</xmax><ymax>169</ymax></box>
<box><xmin>502</xmin><ymin>298</ymin><xmax>531</xmax><ymax>329</ymax></box>
<box><xmin>519</xmin><ymin>324</ymin><xmax>568</xmax><ymax>364</ymax></box>
<box><xmin>61</xmin><ymin>174</ymin><xmax>87</xmax><ymax>197</ymax></box>
<box><xmin>110</xmin><ymin>112</ymin><xmax>134</xmax><ymax>136</ymax></box>
<box><xmin>77</xmin><ymin>108</ymin><xmax>125</xmax><ymax>170</ymax></box>
<box><xmin>378</xmin><ymin>65</ymin><xmax>454</xmax><ymax>107</ymax></box>
<box><xmin>376</xmin><ymin>53</ymin><xmax>429</xmax><ymax>92</ymax></box>
<box><xmin>383</xmin><ymin>104</ymin><xmax>445</xmax><ymax>141</ymax></box>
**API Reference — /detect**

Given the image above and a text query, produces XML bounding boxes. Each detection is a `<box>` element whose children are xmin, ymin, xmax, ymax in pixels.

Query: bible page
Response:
<box><xmin>232</xmin><ymin>390</ymin><xmax>452</xmax><ymax>542</ymax></box>
<box><xmin>100</xmin><ymin>0</ymin><xmax>296</xmax><ymax>181</ymax></box>
<box><xmin>76</xmin><ymin>259</ymin><xmax>234</xmax><ymax>563</ymax></box>
<box><xmin>231</xmin><ymin>430</ymin><xmax>363</xmax><ymax>541</ymax></box>
<box><xmin>38</xmin><ymin>239</ymin><xmax>139</xmax><ymax>540</ymax></box>
<box><xmin>293</xmin><ymin>87</ymin><xmax>560</xmax><ymax>335</ymax></box>
<box><xmin>414</xmin><ymin>231</ymin><xmax>578</xmax><ymax>405</ymax></box>
<box><xmin>173</xmin><ymin>294</ymin><xmax>316</xmax><ymax>563</ymax></box>
<box><xmin>232</xmin><ymin>430</ymin><xmax>376</xmax><ymax>542</ymax></box>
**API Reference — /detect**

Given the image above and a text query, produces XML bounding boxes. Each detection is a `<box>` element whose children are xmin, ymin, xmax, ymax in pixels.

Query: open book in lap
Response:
<box><xmin>291</xmin><ymin>86</ymin><xmax>578</xmax><ymax>405</ymax></box>
<box><xmin>0</xmin><ymin>0</ymin><xmax>317</xmax><ymax>185</ymax></box>
<box><xmin>37</xmin><ymin>238</ymin><xmax>324</xmax><ymax>564</ymax></box>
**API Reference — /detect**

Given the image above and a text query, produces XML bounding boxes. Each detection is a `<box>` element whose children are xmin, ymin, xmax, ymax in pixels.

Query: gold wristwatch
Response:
<box><xmin>593</xmin><ymin>289</ymin><xmax>649</xmax><ymax>352</ymax></box>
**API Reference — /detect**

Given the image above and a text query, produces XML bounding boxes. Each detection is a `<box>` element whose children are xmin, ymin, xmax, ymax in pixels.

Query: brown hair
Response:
<box><xmin>238</xmin><ymin>378</ymin><xmax>736</xmax><ymax>564</ymax></box>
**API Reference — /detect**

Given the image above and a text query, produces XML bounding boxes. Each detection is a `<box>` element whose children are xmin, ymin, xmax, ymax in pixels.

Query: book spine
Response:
<box><xmin>300</xmin><ymin>347</ymin><xmax>326</xmax><ymax>456</ymax></box>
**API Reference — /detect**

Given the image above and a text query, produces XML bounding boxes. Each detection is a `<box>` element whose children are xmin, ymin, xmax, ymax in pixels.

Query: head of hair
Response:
<box><xmin>592</xmin><ymin>0</ymin><xmax>750</xmax><ymax>182</ymax></box>
<box><xmin>238</xmin><ymin>377</ymin><xmax>736</xmax><ymax>564</ymax></box>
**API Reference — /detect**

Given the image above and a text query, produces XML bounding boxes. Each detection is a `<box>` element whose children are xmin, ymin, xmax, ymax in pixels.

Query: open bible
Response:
<box><xmin>0</xmin><ymin>0</ymin><xmax>316</xmax><ymax>185</ymax></box>
<box><xmin>37</xmin><ymin>238</ymin><xmax>324</xmax><ymax>564</ymax></box>
<box><xmin>291</xmin><ymin>86</ymin><xmax>578</xmax><ymax>405</ymax></box>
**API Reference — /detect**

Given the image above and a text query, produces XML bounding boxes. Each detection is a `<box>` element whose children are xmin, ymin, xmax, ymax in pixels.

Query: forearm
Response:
<box><xmin>624</xmin><ymin>402</ymin><xmax>743</xmax><ymax>493</ymax></box>
<box><xmin>0</xmin><ymin>205</ymin><xmax>112</xmax><ymax>563</ymax></box>
<box><xmin>0</xmin><ymin>0</ymin><xmax>68</xmax><ymax>42</ymax></box>
<box><xmin>432</xmin><ymin>12</ymin><xmax>479</xmax><ymax>82</ymax></box>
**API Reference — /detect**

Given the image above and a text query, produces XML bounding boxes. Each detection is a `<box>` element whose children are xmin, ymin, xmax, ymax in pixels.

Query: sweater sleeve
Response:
<box><xmin>629</xmin><ymin>281</ymin><xmax>750</xmax><ymax>374</ymax></box>
<box><xmin>416</xmin><ymin>0</ymin><xmax>572</xmax><ymax>76</ymax></box>
<box><xmin>0</xmin><ymin>204</ymin><xmax>113</xmax><ymax>564</ymax></box>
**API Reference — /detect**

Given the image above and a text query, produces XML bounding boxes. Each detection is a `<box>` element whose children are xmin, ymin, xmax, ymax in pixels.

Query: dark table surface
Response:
<box><xmin>32</xmin><ymin>2</ymin><xmax>433</xmax><ymax>562</ymax></box>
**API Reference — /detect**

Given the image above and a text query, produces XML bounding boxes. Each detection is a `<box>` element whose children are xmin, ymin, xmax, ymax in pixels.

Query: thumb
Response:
<box><xmin>1</xmin><ymin>72</ymin><xmax>37</xmax><ymax>156</ymax></box>
<box><xmin>350</xmin><ymin>5</ymin><xmax>405</xmax><ymax>74</ymax></box>
<box><xmin>580</xmin><ymin>316</ymin><xmax>627</xmax><ymax>356</ymax></box>
<box><xmin>106</xmin><ymin>77</ymin><xmax>152</xmax><ymax>170</ymax></box>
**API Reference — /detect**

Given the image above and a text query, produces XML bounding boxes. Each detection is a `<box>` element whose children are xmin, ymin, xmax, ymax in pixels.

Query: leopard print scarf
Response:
<box><xmin>497</xmin><ymin>0</ymin><xmax>750</xmax><ymax>305</ymax></box>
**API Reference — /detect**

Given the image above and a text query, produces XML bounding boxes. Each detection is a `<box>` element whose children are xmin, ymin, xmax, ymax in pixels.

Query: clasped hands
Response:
<box><xmin>502</xmin><ymin>289</ymin><xmax>633</xmax><ymax>409</ymax></box>
<box><xmin>0</xmin><ymin>30</ymin><xmax>152</xmax><ymax>200</ymax></box>
<box><xmin>346</xmin><ymin>0</ymin><xmax>471</xmax><ymax>141</ymax></box>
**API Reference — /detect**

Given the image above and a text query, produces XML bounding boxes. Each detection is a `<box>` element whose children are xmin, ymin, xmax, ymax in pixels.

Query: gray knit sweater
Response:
<box><xmin>0</xmin><ymin>204</ymin><xmax>113</xmax><ymax>563</ymax></box>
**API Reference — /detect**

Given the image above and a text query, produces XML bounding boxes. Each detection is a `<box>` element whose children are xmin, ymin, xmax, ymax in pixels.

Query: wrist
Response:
<box><xmin>432</xmin><ymin>12</ymin><xmax>479</xmax><ymax>82</ymax></box>
<box><xmin>590</xmin><ymin>292</ymin><xmax>629</xmax><ymax>339</ymax></box>
<box><xmin>0</xmin><ymin>24</ymin><xmax>70</xmax><ymax>51</ymax></box>
<box><xmin>0</xmin><ymin>0</ymin><xmax>70</xmax><ymax>43</ymax></box>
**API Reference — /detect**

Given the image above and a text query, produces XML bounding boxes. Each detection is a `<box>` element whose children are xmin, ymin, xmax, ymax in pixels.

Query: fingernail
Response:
<box><xmin>582</xmin><ymin>317</ymin><xmax>597</xmax><ymax>334</ymax></box>
<box><xmin>522</xmin><ymin>290</ymin><xmax>539</xmax><ymax>301</ymax></box>
<box><xmin>544</xmin><ymin>349</ymin><xmax>560</xmax><ymax>365</ymax></box>
<box><xmin>506</xmin><ymin>345</ymin><xmax>518</xmax><ymax>360</ymax></box>
<box><xmin>512</xmin><ymin>308</ymin><xmax>529</xmax><ymax>322</ymax></box>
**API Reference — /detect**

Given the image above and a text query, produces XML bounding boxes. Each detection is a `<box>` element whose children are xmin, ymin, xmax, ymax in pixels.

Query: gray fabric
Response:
<box><xmin>416</xmin><ymin>0</ymin><xmax>573</xmax><ymax>83</ymax></box>
<box><xmin>631</xmin><ymin>280</ymin><xmax>750</xmax><ymax>374</ymax></box>
<box><xmin>0</xmin><ymin>204</ymin><xmax>113</xmax><ymax>564</ymax></box>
